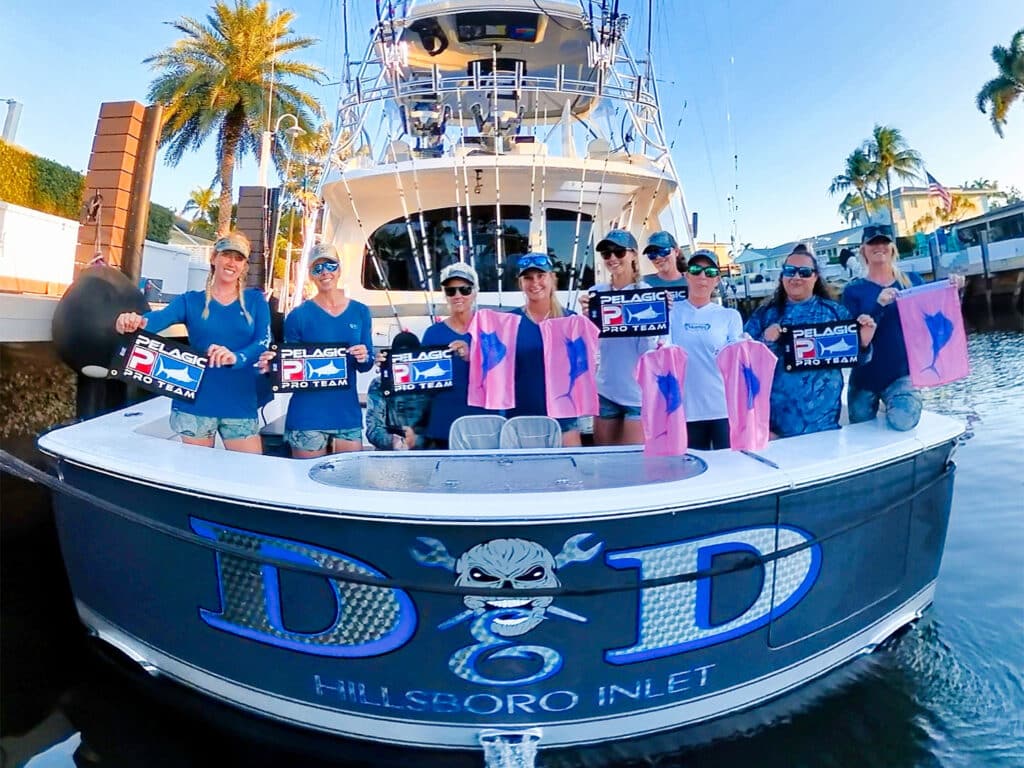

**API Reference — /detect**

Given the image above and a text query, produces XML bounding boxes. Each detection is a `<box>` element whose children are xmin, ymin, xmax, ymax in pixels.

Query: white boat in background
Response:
<box><xmin>33</xmin><ymin>2</ymin><xmax>966</xmax><ymax>766</ymax></box>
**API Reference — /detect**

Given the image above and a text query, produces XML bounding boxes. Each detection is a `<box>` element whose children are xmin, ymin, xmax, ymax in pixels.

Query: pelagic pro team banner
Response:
<box><xmin>895</xmin><ymin>280</ymin><xmax>969</xmax><ymax>388</ymax></box>
<box><xmin>270</xmin><ymin>343</ymin><xmax>350</xmax><ymax>392</ymax></box>
<box><xmin>778</xmin><ymin>320</ymin><xmax>860</xmax><ymax>371</ymax></box>
<box><xmin>587</xmin><ymin>288</ymin><xmax>669</xmax><ymax>338</ymax></box>
<box><xmin>380</xmin><ymin>345</ymin><xmax>455</xmax><ymax>397</ymax></box>
<box><xmin>110</xmin><ymin>331</ymin><xmax>208</xmax><ymax>403</ymax></box>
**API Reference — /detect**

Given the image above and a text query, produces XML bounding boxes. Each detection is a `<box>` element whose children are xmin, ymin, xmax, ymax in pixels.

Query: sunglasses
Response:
<box><xmin>599</xmin><ymin>248</ymin><xmax>628</xmax><ymax>260</ymax></box>
<box><xmin>781</xmin><ymin>265</ymin><xmax>816</xmax><ymax>278</ymax></box>
<box><xmin>646</xmin><ymin>247</ymin><xmax>673</xmax><ymax>260</ymax></box>
<box><xmin>311</xmin><ymin>260</ymin><xmax>340</xmax><ymax>276</ymax></box>
<box><xmin>444</xmin><ymin>285</ymin><xmax>473</xmax><ymax>296</ymax></box>
<box><xmin>687</xmin><ymin>264</ymin><xmax>721</xmax><ymax>277</ymax></box>
<box><xmin>517</xmin><ymin>254</ymin><xmax>552</xmax><ymax>271</ymax></box>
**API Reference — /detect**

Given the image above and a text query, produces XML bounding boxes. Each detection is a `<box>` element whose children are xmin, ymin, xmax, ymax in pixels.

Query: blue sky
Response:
<box><xmin>2</xmin><ymin>0</ymin><xmax>1021</xmax><ymax>247</ymax></box>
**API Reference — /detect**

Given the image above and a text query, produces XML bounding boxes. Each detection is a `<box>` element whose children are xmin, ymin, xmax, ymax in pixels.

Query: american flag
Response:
<box><xmin>927</xmin><ymin>171</ymin><xmax>952</xmax><ymax>212</ymax></box>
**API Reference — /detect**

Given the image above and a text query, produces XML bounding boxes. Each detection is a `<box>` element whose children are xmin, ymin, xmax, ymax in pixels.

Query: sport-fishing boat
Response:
<box><xmin>35</xmin><ymin>1</ymin><xmax>965</xmax><ymax>764</ymax></box>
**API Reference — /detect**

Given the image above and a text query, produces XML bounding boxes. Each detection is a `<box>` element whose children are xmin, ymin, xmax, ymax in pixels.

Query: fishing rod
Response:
<box><xmin>456</xmin><ymin>94</ymin><xmax>476</xmax><ymax>269</ymax></box>
<box><xmin>405</xmin><ymin>135</ymin><xmax>439</xmax><ymax>320</ymax></box>
<box><xmin>386</xmin><ymin>139</ymin><xmax>435</xmax><ymax>321</ymax></box>
<box><xmin>490</xmin><ymin>45</ymin><xmax>506</xmax><ymax>308</ymax></box>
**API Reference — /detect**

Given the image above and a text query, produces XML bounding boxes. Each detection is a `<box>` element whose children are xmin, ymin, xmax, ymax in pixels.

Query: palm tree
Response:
<box><xmin>145</xmin><ymin>0</ymin><xmax>324</xmax><ymax>236</ymax></box>
<box><xmin>864</xmin><ymin>125</ymin><xmax>923</xmax><ymax>235</ymax></box>
<box><xmin>830</xmin><ymin>148</ymin><xmax>881</xmax><ymax>225</ymax></box>
<box><xmin>182</xmin><ymin>186</ymin><xmax>217</xmax><ymax>223</ymax></box>
<box><xmin>976</xmin><ymin>29</ymin><xmax>1024</xmax><ymax>138</ymax></box>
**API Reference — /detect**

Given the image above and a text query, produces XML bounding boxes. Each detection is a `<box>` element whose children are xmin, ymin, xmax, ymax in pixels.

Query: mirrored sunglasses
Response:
<box><xmin>781</xmin><ymin>265</ymin><xmax>816</xmax><ymax>278</ymax></box>
<box><xmin>599</xmin><ymin>248</ymin><xmax>628</xmax><ymax>260</ymax></box>
<box><xmin>687</xmin><ymin>264</ymin><xmax>720</xmax><ymax>277</ymax></box>
<box><xmin>311</xmin><ymin>260</ymin><xmax>340</xmax><ymax>276</ymax></box>
<box><xmin>646</xmin><ymin>247</ymin><xmax>673</xmax><ymax>260</ymax></box>
<box><xmin>444</xmin><ymin>285</ymin><xmax>473</xmax><ymax>296</ymax></box>
<box><xmin>517</xmin><ymin>254</ymin><xmax>552</xmax><ymax>271</ymax></box>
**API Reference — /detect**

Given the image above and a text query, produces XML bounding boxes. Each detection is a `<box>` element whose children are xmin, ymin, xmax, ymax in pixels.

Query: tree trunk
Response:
<box><xmin>885</xmin><ymin>173</ymin><xmax>897</xmax><ymax>236</ymax></box>
<box><xmin>217</xmin><ymin>105</ymin><xmax>245</xmax><ymax>237</ymax></box>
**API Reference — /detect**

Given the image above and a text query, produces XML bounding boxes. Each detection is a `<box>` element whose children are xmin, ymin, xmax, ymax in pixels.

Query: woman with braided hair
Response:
<box><xmin>115</xmin><ymin>231</ymin><xmax>271</xmax><ymax>452</ymax></box>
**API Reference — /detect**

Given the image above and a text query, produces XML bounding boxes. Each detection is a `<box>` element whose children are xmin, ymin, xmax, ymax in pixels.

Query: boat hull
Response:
<box><xmin>48</xmin><ymin>442</ymin><xmax>955</xmax><ymax>751</ymax></box>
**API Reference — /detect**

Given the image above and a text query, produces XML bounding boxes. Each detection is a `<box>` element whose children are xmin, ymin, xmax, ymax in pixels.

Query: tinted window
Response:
<box><xmin>363</xmin><ymin>207</ymin><xmax>593</xmax><ymax>293</ymax></box>
<box><xmin>988</xmin><ymin>213</ymin><xmax>1024</xmax><ymax>244</ymax></box>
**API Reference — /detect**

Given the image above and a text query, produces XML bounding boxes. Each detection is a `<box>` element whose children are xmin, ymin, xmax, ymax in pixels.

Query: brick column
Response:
<box><xmin>75</xmin><ymin>101</ymin><xmax>145</xmax><ymax>276</ymax></box>
<box><xmin>236</xmin><ymin>185</ymin><xmax>269</xmax><ymax>289</ymax></box>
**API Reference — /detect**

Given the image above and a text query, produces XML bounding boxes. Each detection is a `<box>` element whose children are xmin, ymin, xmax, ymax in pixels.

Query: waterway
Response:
<box><xmin>1</xmin><ymin>329</ymin><xmax>1022</xmax><ymax>768</ymax></box>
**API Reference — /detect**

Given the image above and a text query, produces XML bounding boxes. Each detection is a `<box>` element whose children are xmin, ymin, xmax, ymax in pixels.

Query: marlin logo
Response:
<box><xmin>156</xmin><ymin>358</ymin><xmax>196</xmax><ymax>385</ymax></box>
<box><xmin>413</xmin><ymin>362</ymin><xmax>447</xmax><ymax>380</ymax></box>
<box><xmin>306</xmin><ymin>360</ymin><xmax>345</xmax><ymax>378</ymax></box>
<box><xmin>625</xmin><ymin>304</ymin><xmax>662</xmax><ymax>323</ymax></box>
<box><xmin>818</xmin><ymin>337</ymin><xmax>855</xmax><ymax>355</ymax></box>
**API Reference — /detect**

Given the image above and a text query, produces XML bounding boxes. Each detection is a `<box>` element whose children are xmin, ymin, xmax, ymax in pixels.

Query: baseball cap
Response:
<box><xmin>213</xmin><ymin>232</ymin><xmax>251</xmax><ymax>259</ymax></box>
<box><xmin>861</xmin><ymin>224</ymin><xmax>894</xmax><ymax>244</ymax></box>
<box><xmin>643</xmin><ymin>231</ymin><xmax>678</xmax><ymax>254</ymax></box>
<box><xmin>516</xmin><ymin>253</ymin><xmax>554</xmax><ymax>276</ymax></box>
<box><xmin>309</xmin><ymin>242</ymin><xmax>341</xmax><ymax>265</ymax></box>
<box><xmin>439</xmin><ymin>262</ymin><xmax>478</xmax><ymax>285</ymax></box>
<box><xmin>390</xmin><ymin>331</ymin><xmax>420</xmax><ymax>353</ymax></box>
<box><xmin>688</xmin><ymin>248</ymin><xmax>720</xmax><ymax>268</ymax></box>
<box><xmin>595</xmin><ymin>229</ymin><xmax>638</xmax><ymax>252</ymax></box>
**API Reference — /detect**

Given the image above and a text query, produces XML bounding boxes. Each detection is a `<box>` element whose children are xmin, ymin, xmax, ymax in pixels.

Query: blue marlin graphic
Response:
<box><xmin>653</xmin><ymin>371</ymin><xmax>682</xmax><ymax>439</ymax></box>
<box><xmin>922</xmin><ymin>310</ymin><xmax>953</xmax><ymax>376</ymax></box>
<box><xmin>557</xmin><ymin>336</ymin><xmax>589</xmax><ymax>407</ymax></box>
<box><xmin>479</xmin><ymin>331</ymin><xmax>507</xmax><ymax>386</ymax></box>
<box><xmin>742</xmin><ymin>364</ymin><xmax>760</xmax><ymax>410</ymax></box>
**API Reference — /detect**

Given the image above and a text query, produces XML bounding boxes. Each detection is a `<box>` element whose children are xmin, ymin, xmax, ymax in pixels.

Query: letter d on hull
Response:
<box><xmin>604</xmin><ymin>526</ymin><xmax>820</xmax><ymax>664</ymax></box>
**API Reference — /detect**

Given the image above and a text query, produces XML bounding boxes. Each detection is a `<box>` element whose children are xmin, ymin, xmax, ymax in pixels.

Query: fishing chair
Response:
<box><xmin>499</xmin><ymin>416</ymin><xmax>563</xmax><ymax>449</ymax></box>
<box><xmin>448</xmin><ymin>415</ymin><xmax>507</xmax><ymax>450</ymax></box>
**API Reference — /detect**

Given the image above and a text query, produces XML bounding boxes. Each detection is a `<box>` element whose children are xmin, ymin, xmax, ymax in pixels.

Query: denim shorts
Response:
<box><xmin>847</xmin><ymin>375</ymin><xmax>922</xmax><ymax>432</ymax></box>
<box><xmin>284</xmin><ymin>427</ymin><xmax>363</xmax><ymax>452</ymax></box>
<box><xmin>556</xmin><ymin>417</ymin><xmax>580</xmax><ymax>433</ymax></box>
<box><xmin>598</xmin><ymin>395</ymin><xmax>642</xmax><ymax>421</ymax></box>
<box><xmin>169</xmin><ymin>411</ymin><xmax>259</xmax><ymax>441</ymax></box>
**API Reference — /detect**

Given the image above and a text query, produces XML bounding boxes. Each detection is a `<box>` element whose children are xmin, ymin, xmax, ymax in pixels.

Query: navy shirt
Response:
<box><xmin>842</xmin><ymin>272</ymin><xmax>924</xmax><ymax>393</ymax></box>
<box><xmin>283</xmin><ymin>298</ymin><xmax>374</xmax><ymax>431</ymax></box>
<box><xmin>420</xmin><ymin>320</ymin><xmax>491</xmax><ymax>440</ymax></box>
<box><xmin>143</xmin><ymin>289</ymin><xmax>270</xmax><ymax>418</ymax></box>
<box><xmin>507</xmin><ymin>307</ymin><xmax>576</xmax><ymax>418</ymax></box>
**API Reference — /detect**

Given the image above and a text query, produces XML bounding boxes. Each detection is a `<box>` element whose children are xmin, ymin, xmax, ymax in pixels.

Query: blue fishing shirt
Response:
<box><xmin>744</xmin><ymin>295</ymin><xmax>869</xmax><ymax>437</ymax></box>
<box><xmin>142</xmin><ymin>289</ymin><xmax>270</xmax><ymax>418</ymax></box>
<box><xmin>282</xmin><ymin>298</ymin><xmax>374</xmax><ymax>432</ymax></box>
<box><xmin>421</xmin><ymin>320</ymin><xmax>492</xmax><ymax>440</ymax></box>
<box><xmin>841</xmin><ymin>272</ymin><xmax>924</xmax><ymax>394</ymax></box>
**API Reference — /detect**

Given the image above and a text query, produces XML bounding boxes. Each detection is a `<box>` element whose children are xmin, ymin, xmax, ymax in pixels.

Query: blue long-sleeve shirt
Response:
<box><xmin>744</xmin><ymin>295</ymin><xmax>869</xmax><ymax>437</ymax></box>
<box><xmin>841</xmin><ymin>272</ymin><xmax>924</xmax><ymax>394</ymax></box>
<box><xmin>283</xmin><ymin>298</ymin><xmax>375</xmax><ymax>432</ymax></box>
<box><xmin>420</xmin><ymin>320</ymin><xmax>492</xmax><ymax>440</ymax></box>
<box><xmin>507</xmin><ymin>307</ymin><xmax>576</xmax><ymax>418</ymax></box>
<box><xmin>143</xmin><ymin>289</ymin><xmax>270</xmax><ymax>418</ymax></box>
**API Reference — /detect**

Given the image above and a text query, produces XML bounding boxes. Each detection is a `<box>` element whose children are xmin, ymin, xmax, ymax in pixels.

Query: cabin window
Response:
<box><xmin>455</xmin><ymin>12</ymin><xmax>540</xmax><ymax>43</ymax></box>
<box><xmin>362</xmin><ymin>207</ymin><xmax>593</xmax><ymax>293</ymax></box>
<box><xmin>987</xmin><ymin>213</ymin><xmax>1023</xmax><ymax>244</ymax></box>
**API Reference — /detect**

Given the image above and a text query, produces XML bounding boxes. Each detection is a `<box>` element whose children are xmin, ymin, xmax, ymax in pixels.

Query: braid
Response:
<box><xmin>236</xmin><ymin>270</ymin><xmax>252</xmax><ymax>324</ymax></box>
<box><xmin>201</xmin><ymin>268</ymin><xmax>215</xmax><ymax>320</ymax></box>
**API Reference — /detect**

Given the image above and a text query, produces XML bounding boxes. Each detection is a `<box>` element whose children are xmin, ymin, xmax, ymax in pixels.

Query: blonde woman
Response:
<box><xmin>114</xmin><ymin>232</ymin><xmax>270</xmax><ymax>453</ymax></box>
<box><xmin>579</xmin><ymin>229</ymin><xmax>656</xmax><ymax>446</ymax></box>
<box><xmin>509</xmin><ymin>253</ymin><xmax>582</xmax><ymax>447</ymax></box>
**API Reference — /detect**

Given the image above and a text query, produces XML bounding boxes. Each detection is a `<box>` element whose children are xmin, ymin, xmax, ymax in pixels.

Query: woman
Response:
<box><xmin>365</xmin><ymin>331</ymin><xmax>431</xmax><ymax>450</ymax></box>
<box><xmin>669</xmin><ymin>249</ymin><xmax>743</xmax><ymax>449</ymax></box>
<box><xmin>114</xmin><ymin>231</ymin><xmax>270</xmax><ymax>453</ymax></box>
<box><xmin>642</xmin><ymin>230</ymin><xmax>687</xmax><ymax>288</ymax></box>
<box><xmin>841</xmin><ymin>224</ymin><xmax>925</xmax><ymax>431</ymax></box>
<box><xmin>579</xmin><ymin>229</ymin><xmax>656</xmax><ymax>446</ymax></box>
<box><xmin>420</xmin><ymin>262</ymin><xmax>492</xmax><ymax>448</ymax></box>
<box><xmin>280</xmin><ymin>243</ymin><xmax>373</xmax><ymax>457</ymax></box>
<box><xmin>744</xmin><ymin>244</ymin><xmax>877</xmax><ymax>438</ymax></box>
<box><xmin>509</xmin><ymin>253</ymin><xmax>582</xmax><ymax>447</ymax></box>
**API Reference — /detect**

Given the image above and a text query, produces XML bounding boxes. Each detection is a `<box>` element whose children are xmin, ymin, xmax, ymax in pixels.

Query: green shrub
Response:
<box><xmin>146</xmin><ymin>203</ymin><xmax>174</xmax><ymax>243</ymax></box>
<box><xmin>0</xmin><ymin>140</ymin><xmax>84</xmax><ymax>218</ymax></box>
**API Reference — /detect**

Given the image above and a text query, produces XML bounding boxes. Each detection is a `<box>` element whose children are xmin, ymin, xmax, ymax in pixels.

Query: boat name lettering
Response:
<box><xmin>596</xmin><ymin>664</ymin><xmax>716</xmax><ymax>707</ymax></box>
<box><xmin>604</xmin><ymin>526</ymin><xmax>821</xmax><ymax>664</ymax></box>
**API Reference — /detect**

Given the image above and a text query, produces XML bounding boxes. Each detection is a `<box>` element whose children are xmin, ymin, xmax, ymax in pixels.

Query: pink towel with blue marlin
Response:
<box><xmin>716</xmin><ymin>339</ymin><xmax>777</xmax><ymax>451</ymax></box>
<box><xmin>541</xmin><ymin>315</ymin><xmax>600</xmax><ymax>418</ymax></box>
<box><xmin>468</xmin><ymin>308</ymin><xmax>521</xmax><ymax>410</ymax></box>
<box><xmin>896</xmin><ymin>281</ymin><xmax>969</xmax><ymax>387</ymax></box>
<box><xmin>634</xmin><ymin>345</ymin><xmax>688</xmax><ymax>456</ymax></box>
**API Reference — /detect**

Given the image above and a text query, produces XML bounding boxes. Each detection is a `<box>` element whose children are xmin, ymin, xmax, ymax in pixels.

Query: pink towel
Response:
<box><xmin>468</xmin><ymin>308</ymin><xmax>521</xmax><ymax>409</ymax></box>
<box><xmin>634</xmin><ymin>345</ymin><xmax>688</xmax><ymax>456</ymax></box>
<box><xmin>541</xmin><ymin>315</ymin><xmax>600</xmax><ymax>418</ymax></box>
<box><xmin>896</xmin><ymin>281</ymin><xmax>970</xmax><ymax>387</ymax></box>
<box><xmin>717</xmin><ymin>339</ymin><xmax>777</xmax><ymax>451</ymax></box>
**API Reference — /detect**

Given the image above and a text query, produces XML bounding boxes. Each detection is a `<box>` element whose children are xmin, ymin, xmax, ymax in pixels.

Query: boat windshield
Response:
<box><xmin>309</xmin><ymin>449</ymin><xmax>706</xmax><ymax>493</ymax></box>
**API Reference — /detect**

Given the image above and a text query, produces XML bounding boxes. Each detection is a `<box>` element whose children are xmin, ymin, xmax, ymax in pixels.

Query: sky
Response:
<box><xmin>2</xmin><ymin>0</ymin><xmax>1021</xmax><ymax>248</ymax></box>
